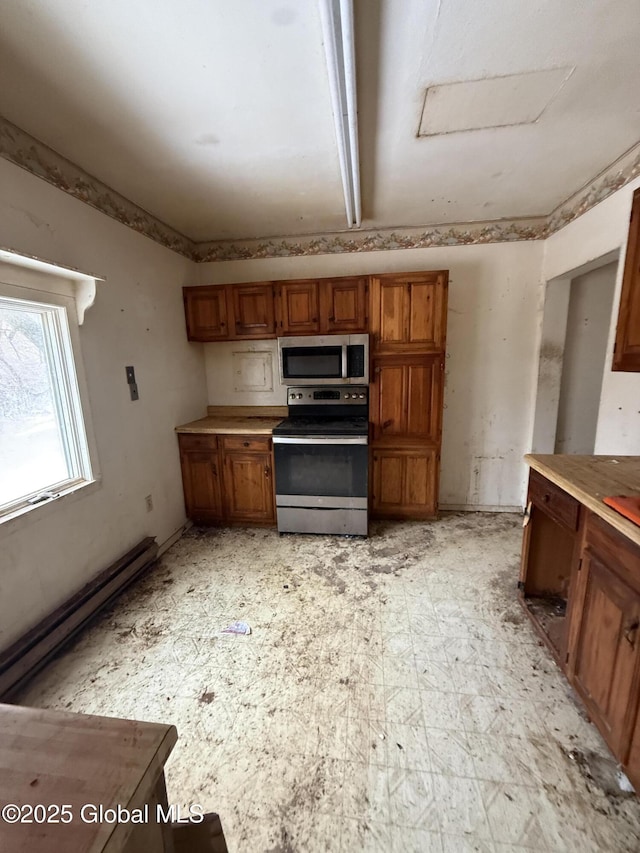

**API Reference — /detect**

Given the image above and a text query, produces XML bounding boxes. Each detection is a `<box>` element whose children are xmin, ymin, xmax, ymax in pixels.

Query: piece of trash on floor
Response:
<box><xmin>221</xmin><ymin>621</ymin><xmax>251</xmax><ymax>635</ymax></box>
<box><xmin>616</xmin><ymin>769</ymin><xmax>635</xmax><ymax>793</ymax></box>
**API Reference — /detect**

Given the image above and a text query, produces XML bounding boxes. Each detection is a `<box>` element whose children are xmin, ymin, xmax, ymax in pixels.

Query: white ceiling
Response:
<box><xmin>1</xmin><ymin>0</ymin><xmax>639</xmax><ymax>243</ymax></box>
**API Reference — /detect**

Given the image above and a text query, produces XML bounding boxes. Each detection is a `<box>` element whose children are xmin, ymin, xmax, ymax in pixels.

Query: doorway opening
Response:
<box><xmin>531</xmin><ymin>253</ymin><xmax>619</xmax><ymax>455</ymax></box>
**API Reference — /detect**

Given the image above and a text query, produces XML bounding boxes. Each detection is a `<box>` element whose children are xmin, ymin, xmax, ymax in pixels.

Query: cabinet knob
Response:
<box><xmin>243</xmin><ymin>441</ymin><xmax>249</xmax><ymax>447</ymax></box>
<box><xmin>382</xmin><ymin>419</ymin><xmax>393</xmax><ymax>429</ymax></box>
<box><xmin>624</xmin><ymin>620</ymin><xmax>639</xmax><ymax>648</ymax></box>
<box><xmin>264</xmin><ymin>466</ymin><xmax>270</xmax><ymax>477</ymax></box>
<box><xmin>543</xmin><ymin>494</ymin><xmax>550</xmax><ymax>503</ymax></box>
<box><xmin>211</xmin><ymin>462</ymin><xmax>218</xmax><ymax>477</ymax></box>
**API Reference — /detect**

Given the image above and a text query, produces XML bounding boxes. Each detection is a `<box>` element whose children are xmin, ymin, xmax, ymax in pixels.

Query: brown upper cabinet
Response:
<box><xmin>276</xmin><ymin>276</ymin><xmax>368</xmax><ymax>335</ymax></box>
<box><xmin>613</xmin><ymin>187</ymin><xmax>640</xmax><ymax>371</ymax></box>
<box><xmin>183</xmin><ymin>285</ymin><xmax>229</xmax><ymax>341</ymax></box>
<box><xmin>184</xmin><ymin>275</ymin><xmax>368</xmax><ymax>342</ymax></box>
<box><xmin>369</xmin><ymin>271</ymin><xmax>448</xmax><ymax>354</ymax></box>
<box><xmin>231</xmin><ymin>283</ymin><xmax>276</xmax><ymax>338</ymax></box>
<box><xmin>320</xmin><ymin>276</ymin><xmax>368</xmax><ymax>333</ymax></box>
<box><xmin>184</xmin><ymin>283</ymin><xmax>276</xmax><ymax>341</ymax></box>
<box><xmin>277</xmin><ymin>280</ymin><xmax>321</xmax><ymax>335</ymax></box>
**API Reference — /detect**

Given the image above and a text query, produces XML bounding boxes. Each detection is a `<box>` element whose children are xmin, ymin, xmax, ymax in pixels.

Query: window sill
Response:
<box><xmin>0</xmin><ymin>478</ymin><xmax>102</xmax><ymax>534</ymax></box>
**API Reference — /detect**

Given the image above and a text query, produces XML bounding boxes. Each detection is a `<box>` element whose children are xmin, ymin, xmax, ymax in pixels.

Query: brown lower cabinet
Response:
<box><xmin>571</xmin><ymin>515</ymin><xmax>640</xmax><ymax>763</ymax></box>
<box><xmin>178</xmin><ymin>434</ymin><xmax>275</xmax><ymax>525</ymax></box>
<box><xmin>520</xmin><ymin>466</ymin><xmax>640</xmax><ymax>790</ymax></box>
<box><xmin>371</xmin><ymin>447</ymin><xmax>438</xmax><ymax>519</ymax></box>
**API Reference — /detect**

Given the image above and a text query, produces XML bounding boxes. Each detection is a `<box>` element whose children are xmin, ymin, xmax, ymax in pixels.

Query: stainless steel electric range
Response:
<box><xmin>272</xmin><ymin>385</ymin><xmax>369</xmax><ymax>537</ymax></box>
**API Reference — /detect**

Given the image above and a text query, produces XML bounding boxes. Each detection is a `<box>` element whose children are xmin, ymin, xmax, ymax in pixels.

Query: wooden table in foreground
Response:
<box><xmin>0</xmin><ymin>703</ymin><xmax>177</xmax><ymax>853</ymax></box>
<box><xmin>520</xmin><ymin>455</ymin><xmax>640</xmax><ymax>791</ymax></box>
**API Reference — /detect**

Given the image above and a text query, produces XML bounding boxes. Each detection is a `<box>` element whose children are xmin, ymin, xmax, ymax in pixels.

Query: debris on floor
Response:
<box><xmin>565</xmin><ymin>747</ymin><xmax>636</xmax><ymax>800</ymax></box>
<box><xmin>221</xmin><ymin>621</ymin><xmax>251</xmax><ymax>635</ymax></box>
<box><xmin>13</xmin><ymin>515</ymin><xmax>640</xmax><ymax>852</ymax></box>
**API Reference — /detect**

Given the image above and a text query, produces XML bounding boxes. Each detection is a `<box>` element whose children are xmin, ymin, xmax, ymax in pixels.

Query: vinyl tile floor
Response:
<box><xmin>13</xmin><ymin>513</ymin><xmax>640</xmax><ymax>852</ymax></box>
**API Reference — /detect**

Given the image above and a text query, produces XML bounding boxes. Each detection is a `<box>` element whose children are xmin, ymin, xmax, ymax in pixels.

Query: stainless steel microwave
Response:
<box><xmin>278</xmin><ymin>334</ymin><xmax>369</xmax><ymax>385</ymax></box>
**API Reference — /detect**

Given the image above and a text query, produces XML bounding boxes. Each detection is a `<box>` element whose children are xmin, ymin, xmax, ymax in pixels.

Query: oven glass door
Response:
<box><xmin>274</xmin><ymin>439</ymin><xmax>368</xmax><ymax>499</ymax></box>
<box><xmin>281</xmin><ymin>345</ymin><xmax>343</xmax><ymax>381</ymax></box>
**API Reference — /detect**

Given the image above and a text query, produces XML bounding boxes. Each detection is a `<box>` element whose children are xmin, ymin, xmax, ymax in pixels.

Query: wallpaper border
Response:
<box><xmin>2</xmin><ymin>115</ymin><xmax>639</xmax><ymax>263</ymax></box>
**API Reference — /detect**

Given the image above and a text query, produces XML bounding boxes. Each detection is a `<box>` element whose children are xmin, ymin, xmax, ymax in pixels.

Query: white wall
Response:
<box><xmin>543</xmin><ymin>178</ymin><xmax>640</xmax><ymax>453</ymax></box>
<box><xmin>555</xmin><ymin>262</ymin><xmax>617</xmax><ymax>453</ymax></box>
<box><xmin>197</xmin><ymin>242</ymin><xmax>545</xmax><ymax>511</ymax></box>
<box><xmin>0</xmin><ymin>159</ymin><xmax>206</xmax><ymax>651</ymax></box>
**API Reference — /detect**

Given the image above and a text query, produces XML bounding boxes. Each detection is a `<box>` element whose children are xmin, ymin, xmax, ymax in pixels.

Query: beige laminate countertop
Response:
<box><xmin>526</xmin><ymin>454</ymin><xmax>640</xmax><ymax>548</ymax></box>
<box><xmin>175</xmin><ymin>415</ymin><xmax>284</xmax><ymax>435</ymax></box>
<box><xmin>176</xmin><ymin>407</ymin><xmax>287</xmax><ymax>435</ymax></box>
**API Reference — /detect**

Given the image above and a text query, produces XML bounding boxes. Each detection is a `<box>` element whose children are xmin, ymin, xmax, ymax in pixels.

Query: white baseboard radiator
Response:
<box><xmin>0</xmin><ymin>537</ymin><xmax>158</xmax><ymax>701</ymax></box>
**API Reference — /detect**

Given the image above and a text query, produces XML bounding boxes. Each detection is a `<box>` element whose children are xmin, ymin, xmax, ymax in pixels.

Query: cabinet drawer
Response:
<box><xmin>178</xmin><ymin>434</ymin><xmax>218</xmax><ymax>452</ymax></box>
<box><xmin>585</xmin><ymin>512</ymin><xmax>640</xmax><ymax>594</ymax></box>
<box><xmin>221</xmin><ymin>435</ymin><xmax>271</xmax><ymax>452</ymax></box>
<box><xmin>529</xmin><ymin>470</ymin><xmax>580</xmax><ymax>531</ymax></box>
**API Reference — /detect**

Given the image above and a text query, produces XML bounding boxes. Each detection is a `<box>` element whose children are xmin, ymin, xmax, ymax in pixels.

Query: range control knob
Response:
<box><xmin>289</xmin><ymin>392</ymin><xmax>295</xmax><ymax>399</ymax></box>
<box><xmin>359</xmin><ymin>393</ymin><xmax>365</xmax><ymax>399</ymax></box>
<box><xmin>344</xmin><ymin>393</ymin><xmax>351</xmax><ymax>399</ymax></box>
<box><xmin>297</xmin><ymin>393</ymin><xmax>303</xmax><ymax>399</ymax></box>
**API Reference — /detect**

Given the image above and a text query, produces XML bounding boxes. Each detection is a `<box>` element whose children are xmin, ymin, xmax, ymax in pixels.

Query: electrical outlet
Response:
<box><xmin>145</xmin><ymin>494</ymin><xmax>153</xmax><ymax>512</ymax></box>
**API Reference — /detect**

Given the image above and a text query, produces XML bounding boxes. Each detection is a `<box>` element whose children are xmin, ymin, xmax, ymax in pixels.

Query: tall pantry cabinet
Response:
<box><xmin>369</xmin><ymin>271</ymin><xmax>448</xmax><ymax>519</ymax></box>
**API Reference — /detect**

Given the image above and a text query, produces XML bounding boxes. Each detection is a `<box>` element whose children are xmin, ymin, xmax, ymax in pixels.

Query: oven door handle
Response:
<box><xmin>341</xmin><ymin>344</ymin><xmax>348</xmax><ymax>379</ymax></box>
<box><xmin>273</xmin><ymin>436</ymin><xmax>368</xmax><ymax>445</ymax></box>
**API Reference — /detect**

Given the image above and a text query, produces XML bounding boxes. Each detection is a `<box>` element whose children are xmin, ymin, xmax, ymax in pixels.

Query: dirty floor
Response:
<box><xmin>14</xmin><ymin>514</ymin><xmax>640</xmax><ymax>852</ymax></box>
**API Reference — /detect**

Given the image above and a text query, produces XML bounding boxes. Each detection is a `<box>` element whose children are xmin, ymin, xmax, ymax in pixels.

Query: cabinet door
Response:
<box><xmin>222</xmin><ymin>448</ymin><xmax>275</xmax><ymax>523</ymax></box>
<box><xmin>178</xmin><ymin>436</ymin><xmax>223</xmax><ymax>521</ymax></box>
<box><xmin>572</xmin><ymin>550</ymin><xmax>640</xmax><ymax>756</ymax></box>
<box><xmin>277</xmin><ymin>280</ymin><xmax>320</xmax><ymax>335</ymax></box>
<box><xmin>371</xmin><ymin>447</ymin><xmax>438</xmax><ymax>518</ymax></box>
<box><xmin>370</xmin><ymin>271</ymin><xmax>448</xmax><ymax>353</ymax></box>
<box><xmin>613</xmin><ymin>187</ymin><xmax>640</xmax><ymax>371</ymax></box>
<box><xmin>231</xmin><ymin>283</ymin><xmax>276</xmax><ymax>338</ymax></box>
<box><xmin>625</xmin><ymin>695</ymin><xmax>640</xmax><ymax>793</ymax></box>
<box><xmin>370</xmin><ymin>355</ymin><xmax>443</xmax><ymax>443</ymax></box>
<box><xmin>183</xmin><ymin>286</ymin><xmax>229</xmax><ymax>341</ymax></box>
<box><xmin>320</xmin><ymin>277</ymin><xmax>367</xmax><ymax>333</ymax></box>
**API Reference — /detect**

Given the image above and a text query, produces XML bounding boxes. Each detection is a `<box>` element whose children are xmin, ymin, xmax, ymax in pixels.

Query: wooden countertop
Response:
<box><xmin>175</xmin><ymin>415</ymin><xmax>284</xmax><ymax>435</ymax></box>
<box><xmin>176</xmin><ymin>405</ymin><xmax>287</xmax><ymax>435</ymax></box>
<box><xmin>0</xmin><ymin>703</ymin><xmax>177</xmax><ymax>852</ymax></box>
<box><xmin>526</xmin><ymin>455</ymin><xmax>640</xmax><ymax>547</ymax></box>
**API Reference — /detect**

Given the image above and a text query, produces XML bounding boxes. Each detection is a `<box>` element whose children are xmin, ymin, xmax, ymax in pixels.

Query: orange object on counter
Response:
<box><xmin>603</xmin><ymin>495</ymin><xmax>640</xmax><ymax>526</ymax></box>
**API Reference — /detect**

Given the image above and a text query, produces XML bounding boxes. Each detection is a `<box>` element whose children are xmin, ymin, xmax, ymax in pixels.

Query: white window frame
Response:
<box><xmin>0</xmin><ymin>267</ymin><xmax>100</xmax><ymax>525</ymax></box>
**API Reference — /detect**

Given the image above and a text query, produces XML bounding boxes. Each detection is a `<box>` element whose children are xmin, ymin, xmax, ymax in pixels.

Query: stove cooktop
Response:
<box><xmin>273</xmin><ymin>416</ymin><xmax>369</xmax><ymax>437</ymax></box>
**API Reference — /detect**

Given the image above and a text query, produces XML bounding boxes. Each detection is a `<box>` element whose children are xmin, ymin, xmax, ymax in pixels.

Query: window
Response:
<box><xmin>0</xmin><ymin>293</ymin><xmax>93</xmax><ymax>517</ymax></box>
